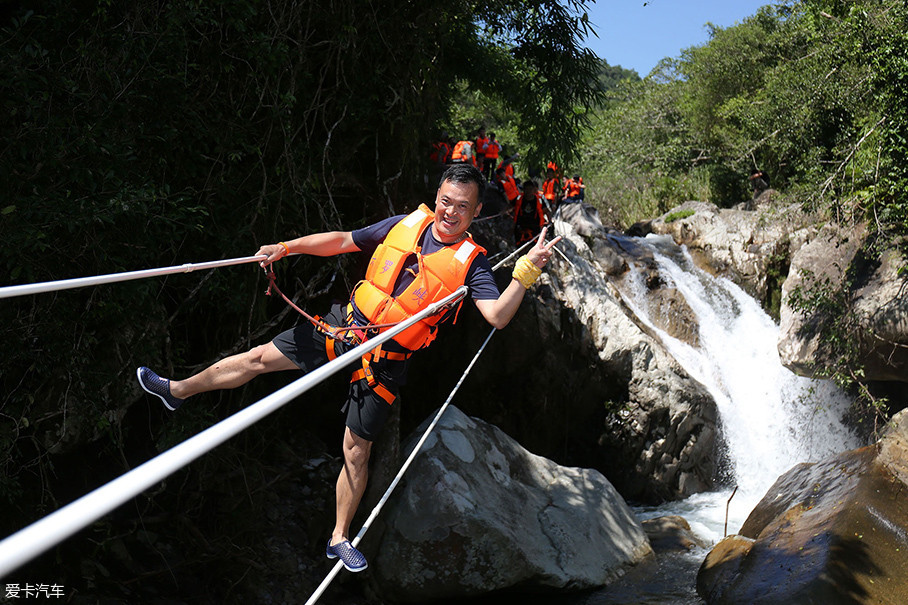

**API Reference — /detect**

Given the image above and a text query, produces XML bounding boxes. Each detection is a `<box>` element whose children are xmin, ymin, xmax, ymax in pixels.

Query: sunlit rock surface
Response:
<box><xmin>697</xmin><ymin>408</ymin><xmax>908</xmax><ymax>604</ymax></box>
<box><xmin>373</xmin><ymin>406</ymin><xmax>653</xmax><ymax>601</ymax></box>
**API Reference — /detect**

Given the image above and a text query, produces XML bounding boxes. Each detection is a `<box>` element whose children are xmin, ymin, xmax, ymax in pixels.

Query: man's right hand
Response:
<box><xmin>257</xmin><ymin>243</ymin><xmax>288</xmax><ymax>268</ymax></box>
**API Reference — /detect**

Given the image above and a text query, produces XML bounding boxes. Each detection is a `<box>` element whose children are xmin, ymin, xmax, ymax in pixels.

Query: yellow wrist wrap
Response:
<box><xmin>512</xmin><ymin>255</ymin><xmax>542</xmax><ymax>289</ymax></box>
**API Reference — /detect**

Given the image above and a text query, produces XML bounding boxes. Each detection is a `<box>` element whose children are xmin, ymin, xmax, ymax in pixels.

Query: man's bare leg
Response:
<box><xmin>169</xmin><ymin>342</ymin><xmax>298</xmax><ymax>399</ymax></box>
<box><xmin>331</xmin><ymin>427</ymin><xmax>372</xmax><ymax>546</ymax></box>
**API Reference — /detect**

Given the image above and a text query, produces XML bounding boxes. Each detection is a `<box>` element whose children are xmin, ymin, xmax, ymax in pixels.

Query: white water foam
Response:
<box><xmin>620</xmin><ymin>234</ymin><xmax>859</xmax><ymax>541</ymax></box>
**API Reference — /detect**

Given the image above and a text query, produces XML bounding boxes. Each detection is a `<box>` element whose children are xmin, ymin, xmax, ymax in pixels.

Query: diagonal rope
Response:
<box><xmin>305</xmin><ymin>328</ymin><xmax>497</xmax><ymax>605</ymax></box>
<box><xmin>303</xmin><ymin>238</ymin><xmax>547</xmax><ymax>604</ymax></box>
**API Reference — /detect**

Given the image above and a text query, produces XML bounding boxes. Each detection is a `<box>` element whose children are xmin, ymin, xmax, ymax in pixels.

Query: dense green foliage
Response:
<box><xmin>0</xmin><ymin>0</ymin><xmax>601</xmax><ymax>598</ymax></box>
<box><xmin>442</xmin><ymin>57</ymin><xmax>634</xmax><ymax>179</ymax></box>
<box><xmin>578</xmin><ymin>0</ymin><xmax>908</xmax><ymax>232</ymax></box>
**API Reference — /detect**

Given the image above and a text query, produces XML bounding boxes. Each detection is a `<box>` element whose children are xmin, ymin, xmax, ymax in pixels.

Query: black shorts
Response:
<box><xmin>271</xmin><ymin>303</ymin><xmax>407</xmax><ymax>442</ymax></box>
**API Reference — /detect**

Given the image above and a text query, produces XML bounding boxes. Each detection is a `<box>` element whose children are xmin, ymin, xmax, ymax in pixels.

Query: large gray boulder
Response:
<box><xmin>373</xmin><ymin>406</ymin><xmax>653</xmax><ymax>602</ymax></box>
<box><xmin>777</xmin><ymin>222</ymin><xmax>866</xmax><ymax>375</ymax></box>
<box><xmin>696</xmin><ymin>408</ymin><xmax>908</xmax><ymax>604</ymax></box>
<box><xmin>847</xmin><ymin>244</ymin><xmax>908</xmax><ymax>381</ymax></box>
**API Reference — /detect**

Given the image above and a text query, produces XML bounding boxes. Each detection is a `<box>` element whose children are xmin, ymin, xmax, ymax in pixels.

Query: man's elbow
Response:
<box><xmin>486</xmin><ymin>309</ymin><xmax>515</xmax><ymax>330</ymax></box>
<box><xmin>488</xmin><ymin>316</ymin><xmax>509</xmax><ymax>331</ymax></box>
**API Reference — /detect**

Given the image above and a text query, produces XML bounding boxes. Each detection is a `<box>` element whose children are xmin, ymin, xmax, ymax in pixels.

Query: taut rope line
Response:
<box><xmin>0</xmin><ymin>254</ymin><xmax>270</xmax><ymax>299</ymax></box>
<box><xmin>0</xmin><ymin>286</ymin><xmax>467</xmax><ymax>579</ymax></box>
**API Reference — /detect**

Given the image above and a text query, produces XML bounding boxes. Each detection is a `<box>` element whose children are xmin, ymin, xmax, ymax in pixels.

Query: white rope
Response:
<box><xmin>0</xmin><ymin>231</ymin><xmax>557</xmax><ymax>588</ymax></box>
<box><xmin>0</xmin><ymin>254</ymin><xmax>269</xmax><ymax>299</ymax></box>
<box><xmin>0</xmin><ymin>286</ymin><xmax>467</xmax><ymax>579</ymax></box>
<box><xmin>305</xmin><ymin>328</ymin><xmax>497</xmax><ymax>605</ymax></box>
<box><xmin>485</xmin><ymin>237</ymin><xmax>534</xmax><ymax>267</ymax></box>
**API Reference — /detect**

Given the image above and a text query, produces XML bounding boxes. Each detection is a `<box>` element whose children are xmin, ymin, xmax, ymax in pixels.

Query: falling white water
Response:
<box><xmin>620</xmin><ymin>234</ymin><xmax>860</xmax><ymax>543</ymax></box>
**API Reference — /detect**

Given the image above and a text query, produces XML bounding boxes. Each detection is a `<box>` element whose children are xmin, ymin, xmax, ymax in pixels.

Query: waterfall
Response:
<box><xmin>618</xmin><ymin>234</ymin><xmax>860</xmax><ymax>542</ymax></box>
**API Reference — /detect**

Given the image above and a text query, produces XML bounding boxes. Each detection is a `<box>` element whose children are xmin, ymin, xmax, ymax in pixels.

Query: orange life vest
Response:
<box><xmin>430</xmin><ymin>141</ymin><xmax>451</xmax><ymax>164</ymax></box>
<box><xmin>351</xmin><ymin>204</ymin><xmax>486</xmax><ymax>351</ymax></box>
<box><xmin>542</xmin><ymin>177</ymin><xmax>559</xmax><ymax>201</ymax></box>
<box><xmin>475</xmin><ymin>135</ymin><xmax>490</xmax><ymax>158</ymax></box>
<box><xmin>485</xmin><ymin>140</ymin><xmax>501</xmax><ymax>160</ymax></box>
<box><xmin>501</xmin><ymin>175</ymin><xmax>519</xmax><ymax>202</ymax></box>
<box><xmin>451</xmin><ymin>141</ymin><xmax>475</xmax><ymax>166</ymax></box>
<box><xmin>498</xmin><ymin>161</ymin><xmax>515</xmax><ymax>178</ymax></box>
<box><xmin>514</xmin><ymin>193</ymin><xmax>545</xmax><ymax>228</ymax></box>
<box><xmin>564</xmin><ymin>177</ymin><xmax>584</xmax><ymax>198</ymax></box>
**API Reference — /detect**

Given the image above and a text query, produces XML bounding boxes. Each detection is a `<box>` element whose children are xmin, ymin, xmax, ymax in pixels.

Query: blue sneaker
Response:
<box><xmin>137</xmin><ymin>367</ymin><xmax>185</xmax><ymax>411</ymax></box>
<box><xmin>326</xmin><ymin>540</ymin><xmax>368</xmax><ymax>572</ymax></box>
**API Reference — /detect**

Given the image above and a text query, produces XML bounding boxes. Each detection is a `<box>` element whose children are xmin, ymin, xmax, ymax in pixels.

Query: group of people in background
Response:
<box><xmin>430</xmin><ymin>128</ymin><xmax>586</xmax><ymax>246</ymax></box>
<box><xmin>506</xmin><ymin>164</ymin><xmax>585</xmax><ymax>244</ymax></box>
<box><xmin>430</xmin><ymin>127</ymin><xmax>508</xmax><ymax>182</ymax></box>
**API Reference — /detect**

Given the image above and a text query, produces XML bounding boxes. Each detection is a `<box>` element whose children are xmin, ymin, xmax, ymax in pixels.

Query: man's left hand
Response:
<box><xmin>527</xmin><ymin>227</ymin><xmax>562</xmax><ymax>269</ymax></box>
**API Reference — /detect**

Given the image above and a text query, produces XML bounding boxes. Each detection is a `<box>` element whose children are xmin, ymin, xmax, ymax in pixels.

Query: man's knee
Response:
<box><xmin>247</xmin><ymin>342</ymin><xmax>295</xmax><ymax>374</ymax></box>
<box><xmin>343</xmin><ymin>430</ymin><xmax>372</xmax><ymax>470</ymax></box>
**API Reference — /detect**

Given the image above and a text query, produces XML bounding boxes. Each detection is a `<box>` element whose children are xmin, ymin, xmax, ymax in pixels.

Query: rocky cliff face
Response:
<box><xmin>405</xmin><ymin>205</ymin><xmax>722</xmax><ymax>504</ymax></box>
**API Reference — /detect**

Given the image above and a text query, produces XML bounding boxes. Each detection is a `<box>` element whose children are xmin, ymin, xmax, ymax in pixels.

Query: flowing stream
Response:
<box><xmin>578</xmin><ymin>234</ymin><xmax>861</xmax><ymax>604</ymax></box>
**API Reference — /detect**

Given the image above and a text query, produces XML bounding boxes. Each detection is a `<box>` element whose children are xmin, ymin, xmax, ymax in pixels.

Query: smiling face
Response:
<box><xmin>431</xmin><ymin>179</ymin><xmax>482</xmax><ymax>244</ymax></box>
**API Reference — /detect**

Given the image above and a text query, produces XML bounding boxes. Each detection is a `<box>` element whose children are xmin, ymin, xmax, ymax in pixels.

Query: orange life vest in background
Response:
<box><xmin>563</xmin><ymin>177</ymin><xmax>584</xmax><ymax>199</ymax></box>
<box><xmin>351</xmin><ymin>204</ymin><xmax>486</xmax><ymax>351</ymax></box>
<box><xmin>514</xmin><ymin>193</ymin><xmax>545</xmax><ymax>228</ymax></box>
<box><xmin>475</xmin><ymin>135</ymin><xmax>490</xmax><ymax>158</ymax></box>
<box><xmin>542</xmin><ymin>177</ymin><xmax>559</xmax><ymax>201</ymax></box>
<box><xmin>498</xmin><ymin>160</ymin><xmax>515</xmax><ymax>178</ymax></box>
<box><xmin>430</xmin><ymin>141</ymin><xmax>451</xmax><ymax>164</ymax></box>
<box><xmin>451</xmin><ymin>141</ymin><xmax>475</xmax><ymax>166</ymax></box>
<box><xmin>485</xmin><ymin>140</ymin><xmax>501</xmax><ymax>160</ymax></box>
<box><xmin>501</xmin><ymin>175</ymin><xmax>519</xmax><ymax>202</ymax></box>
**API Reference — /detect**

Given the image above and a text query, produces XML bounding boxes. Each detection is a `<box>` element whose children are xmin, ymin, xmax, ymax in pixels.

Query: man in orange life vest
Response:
<box><xmin>542</xmin><ymin>167</ymin><xmax>561</xmax><ymax>213</ymax></box>
<box><xmin>562</xmin><ymin>174</ymin><xmax>585</xmax><ymax>204</ymax></box>
<box><xmin>474</xmin><ymin>127</ymin><xmax>490</xmax><ymax>178</ymax></box>
<box><xmin>494</xmin><ymin>166</ymin><xmax>520</xmax><ymax>206</ymax></box>
<box><xmin>483</xmin><ymin>131</ymin><xmax>502</xmax><ymax>181</ymax></box>
<box><xmin>513</xmin><ymin>179</ymin><xmax>549</xmax><ymax>244</ymax></box>
<box><xmin>136</xmin><ymin>164</ymin><xmax>560</xmax><ymax>573</ymax></box>
<box><xmin>450</xmin><ymin>138</ymin><xmax>476</xmax><ymax>167</ymax></box>
<box><xmin>429</xmin><ymin>132</ymin><xmax>451</xmax><ymax>167</ymax></box>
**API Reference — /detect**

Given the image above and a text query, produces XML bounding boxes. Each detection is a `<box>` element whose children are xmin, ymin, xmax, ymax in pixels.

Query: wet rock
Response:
<box><xmin>552</xmin><ymin>216</ymin><xmax>719</xmax><ymax>502</ymax></box>
<box><xmin>642</xmin><ymin>515</ymin><xmax>707</xmax><ymax>553</ymax></box>
<box><xmin>372</xmin><ymin>406</ymin><xmax>653</xmax><ymax>602</ymax></box>
<box><xmin>696</xmin><ymin>409</ymin><xmax>908</xmax><ymax>605</ymax></box>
